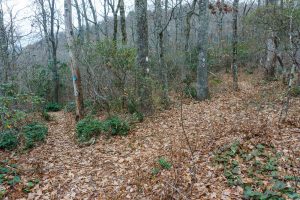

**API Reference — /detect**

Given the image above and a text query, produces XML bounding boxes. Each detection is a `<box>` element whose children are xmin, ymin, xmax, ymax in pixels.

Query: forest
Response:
<box><xmin>0</xmin><ymin>0</ymin><xmax>300</xmax><ymax>199</ymax></box>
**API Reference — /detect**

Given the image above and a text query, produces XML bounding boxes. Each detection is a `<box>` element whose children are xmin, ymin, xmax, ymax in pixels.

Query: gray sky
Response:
<box><xmin>2</xmin><ymin>0</ymin><xmax>135</xmax><ymax>46</ymax></box>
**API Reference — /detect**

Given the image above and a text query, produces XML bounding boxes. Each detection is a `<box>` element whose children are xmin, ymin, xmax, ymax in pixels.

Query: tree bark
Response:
<box><xmin>196</xmin><ymin>0</ymin><xmax>209</xmax><ymax>100</ymax></box>
<box><xmin>64</xmin><ymin>0</ymin><xmax>85</xmax><ymax>120</ymax></box>
<box><xmin>81</xmin><ymin>0</ymin><xmax>90</xmax><ymax>42</ymax></box>
<box><xmin>103</xmin><ymin>0</ymin><xmax>109</xmax><ymax>38</ymax></box>
<box><xmin>0</xmin><ymin>5</ymin><xmax>9</xmax><ymax>83</ymax></box>
<box><xmin>265</xmin><ymin>30</ymin><xmax>277</xmax><ymax>80</ymax></box>
<box><xmin>232</xmin><ymin>0</ymin><xmax>239</xmax><ymax>91</ymax></box>
<box><xmin>74</xmin><ymin>0</ymin><xmax>84</xmax><ymax>41</ymax></box>
<box><xmin>155</xmin><ymin>0</ymin><xmax>169</xmax><ymax>107</ymax></box>
<box><xmin>119</xmin><ymin>0</ymin><xmax>127</xmax><ymax>44</ymax></box>
<box><xmin>183</xmin><ymin>0</ymin><xmax>197</xmax><ymax>81</ymax></box>
<box><xmin>87</xmin><ymin>0</ymin><xmax>100</xmax><ymax>41</ymax></box>
<box><xmin>135</xmin><ymin>0</ymin><xmax>152</xmax><ymax>114</ymax></box>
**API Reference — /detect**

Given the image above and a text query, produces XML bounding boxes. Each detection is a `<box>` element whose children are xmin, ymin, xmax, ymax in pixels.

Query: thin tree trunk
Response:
<box><xmin>103</xmin><ymin>0</ymin><xmax>109</xmax><ymax>38</ymax></box>
<box><xmin>135</xmin><ymin>0</ymin><xmax>152</xmax><ymax>114</ymax></box>
<box><xmin>87</xmin><ymin>0</ymin><xmax>100</xmax><ymax>41</ymax></box>
<box><xmin>64</xmin><ymin>0</ymin><xmax>84</xmax><ymax>120</ymax></box>
<box><xmin>81</xmin><ymin>0</ymin><xmax>90</xmax><ymax>42</ymax></box>
<box><xmin>232</xmin><ymin>0</ymin><xmax>239</xmax><ymax>91</ymax></box>
<box><xmin>196</xmin><ymin>0</ymin><xmax>209</xmax><ymax>100</ymax></box>
<box><xmin>0</xmin><ymin>5</ymin><xmax>9</xmax><ymax>83</ymax></box>
<box><xmin>119</xmin><ymin>0</ymin><xmax>127</xmax><ymax>44</ymax></box>
<box><xmin>74</xmin><ymin>0</ymin><xmax>84</xmax><ymax>41</ymax></box>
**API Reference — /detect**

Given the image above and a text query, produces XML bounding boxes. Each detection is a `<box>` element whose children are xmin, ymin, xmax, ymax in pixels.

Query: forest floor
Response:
<box><xmin>1</xmin><ymin>72</ymin><xmax>300</xmax><ymax>200</ymax></box>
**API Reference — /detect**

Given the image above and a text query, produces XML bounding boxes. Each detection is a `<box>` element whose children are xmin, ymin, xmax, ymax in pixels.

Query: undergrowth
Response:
<box><xmin>22</xmin><ymin>122</ymin><xmax>48</xmax><ymax>149</ymax></box>
<box><xmin>214</xmin><ymin>141</ymin><xmax>300</xmax><ymax>199</ymax></box>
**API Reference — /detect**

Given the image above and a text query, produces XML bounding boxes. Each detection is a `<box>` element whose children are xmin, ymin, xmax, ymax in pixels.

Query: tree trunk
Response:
<box><xmin>87</xmin><ymin>0</ymin><xmax>100</xmax><ymax>41</ymax></box>
<box><xmin>119</xmin><ymin>0</ymin><xmax>127</xmax><ymax>44</ymax></box>
<box><xmin>155</xmin><ymin>0</ymin><xmax>169</xmax><ymax>107</ymax></box>
<box><xmin>64</xmin><ymin>0</ymin><xmax>84</xmax><ymax>120</ymax></box>
<box><xmin>113</xmin><ymin>12</ymin><xmax>118</xmax><ymax>43</ymax></box>
<box><xmin>183</xmin><ymin>0</ymin><xmax>197</xmax><ymax>81</ymax></box>
<box><xmin>196</xmin><ymin>0</ymin><xmax>209</xmax><ymax>100</ymax></box>
<box><xmin>135</xmin><ymin>0</ymin><xmax>152</xmax><ymax>114</ymax></box>
<box><xmin>74</xmin><ymin>0</ymin><xmax>84</xmax><ymax>41</ymax></box>
<box><xmin>104</xmin><ymin>0</ymin><xmax>109</xmax><ymax>38</ymax></box>
<box><xmin>265</xmin><ymin>30</ymin><xmax>277</xmax><ymax>80</ymax></box>
<box><xmin>81</xmin><ymin>0</ymin><xmax>90</xmax><ymax>42</ymax></box>
<box><xmin>0</xmin><ymin>6</ymin><xmax>9</xmax><ymax>83</ymax></box>
<box><xmin>232</xmin><ymin>0</ymin><xmax>239</xmax><ymax>91</ymax></box>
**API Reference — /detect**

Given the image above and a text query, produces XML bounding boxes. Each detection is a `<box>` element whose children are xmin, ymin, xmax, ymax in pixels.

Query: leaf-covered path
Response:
<box><xmin>3</xmin><ymin>75</ymin><xmax>300</xmax><ymax>199</ymax></box>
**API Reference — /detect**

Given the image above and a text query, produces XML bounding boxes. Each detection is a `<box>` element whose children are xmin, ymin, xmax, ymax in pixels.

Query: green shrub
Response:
<box><xmin>64</xmin><ymin>101</ymin><xmax>76</xmax><ymax>113</ymax></box>
<box><xmin>76</xmin><ymin>117</ymin><xmax>103</xmax><ymax>143</ymax></box>
<box><xmin>132</xmin><ymin>112</ymin><xmax>144</xmax><ymax>123</ymax></box>
<box><xmin>127</xmin><ymin>98</ymin><xmax>138</xmax><ymax>114</ymax></box>
<box><xmin>290</xmin><ymin>86</ymin><xmax>300</xmax><ymax>97</ymax></box>
<box><xmin>158</xmin><ymin>157</ymin><xmax>172</xmax><ymax>170</ymax></box>
<box><xmin>45</xmin><ymin>102</ymin><xmax>62</xmax><ymax>112</ymax></box>
<box><xmin>23</xmin><ymin>122</ymin><xmax>48</xmax><ymax>149</ymax></box>
<box><xmin>0</xmin><ymin>130</ymin><xmax>19</xmax><ymax>150</ymax></box>
<box><xmin>184</xmin><ymin>86</ymin><xmax>197</xmax><ymax>98</ymax></box>
<box><xmin>42</xmin><ymin>110</ymin><xmax>51</xmax><ymax>121</ymax></box>
<box><xmin>103</xmin><ymin>116</ymin><xmax>130</xmax><ymax>136</ymax></box>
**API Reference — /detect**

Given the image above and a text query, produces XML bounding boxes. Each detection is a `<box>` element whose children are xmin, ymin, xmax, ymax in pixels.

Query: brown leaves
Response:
<box><xmin>3</xmin><ymin>73</ymin><xmax>300</xmax><ymax>199</ymax></box>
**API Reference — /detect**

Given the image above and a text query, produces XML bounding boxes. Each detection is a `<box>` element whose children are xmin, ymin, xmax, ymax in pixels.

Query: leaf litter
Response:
<box><xmin>1</xmin><ymin>73</ymin><xmax>299</xmax><ymax>199</ymax></box>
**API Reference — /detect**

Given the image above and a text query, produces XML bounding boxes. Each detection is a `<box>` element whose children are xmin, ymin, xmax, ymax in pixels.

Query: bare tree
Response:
<box><xmin>135</xmin><ymin>0</ymin><xmax>152</xmax><ymax>114</ymax></box>
<box><xmin>34</xmin><ymin>0</ymin><xmax>60</xmax><ymax>102</ymax></box>
<box><xmin>183</xmin><ymin>0</ymin><xmax>197</xmax><ymax>81</ymax></box>
<box><xmin>155</xmin><ymin>0</ymin><xmax>169</xmax><ymax>107</ymax></box>
<box><xmin>232</xmin><ymin>0</ymin><xmax>239</xmax><ymax>91</ymax></box>
<box><xmin>196</xmin><ymin>0</ymin><xmax>209</xmax><ymax>100</ymax></box>
<box><xmin>0</xmin><ymin>2</ymin><xmax>9</xmax><ymax>83</ymax></box>
<box><xmin>64</xmin><ymin>0</ymin><xmax>84</xmax><ymax>120</ymax></box>
<box><xmin>108</xmin><ymin>0</ymin><xmax>120</xmax><ymax>43</ymax></box>
<box><xmin>81</xmin><ymin>0</ymin><xmax>91</xmax><ymax>42</ymax></box>
<box><xmin>87</xmin><ymin>0</ymin><xmax>100</xmax><ymax>41</ymax></box>
<box><xmin>74</xmin><ymin>0</ymin><xmax>84</xmax><ymax>41</ymax></box>
<box><xmin>119</xmin><ymin>0</ymin><xmax>127</xmax><ymax>44</ymax></box>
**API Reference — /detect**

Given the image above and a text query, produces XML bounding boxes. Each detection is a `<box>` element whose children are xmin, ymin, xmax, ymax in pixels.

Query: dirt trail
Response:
<box><xmin>5</xmin><ymin>76</ymin><xmax>300</xmax><ymax>200</ymax></box>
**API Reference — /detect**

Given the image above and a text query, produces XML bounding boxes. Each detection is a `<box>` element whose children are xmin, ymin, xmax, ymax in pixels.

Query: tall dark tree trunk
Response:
<box><xmin>0</xmin><ymin>5</ymin><xmax>9</xmax><ymax>83</ymax></box>
<box><xmin>196</xmin><ymin>0</ymin><xmax>209</xmax><ymax>100</ymax></box>
<box><xmin>183</xmin><ymin>0</ymin><xmax>197</xmax><ymax>81</ymax></box>
<box><xmin>104</xmin><ymin>0</ymin><xmax>109</xmax><ymax>38</ymax></box>
<box><xmin>232</xmin><ymin>0</ymin><xmax>239</xmax><ymax>91</ymax></box>
<box><xmin>119</xmin><ymin>0</ymin><xmax>127</xmax><ymax>44</ymax></box>
<box><xmin>135</xmin><ymin>0</ymin><xmax>152</xmax><ymax>114</ymax></box>
<box><xmin>155</xmin><ymin>0</ymin><xmax>169</xmax><ymax>107</ymax></box>
<box><xmin>64</xmin><ymin>0</ymin><xmax>84</xmax><ymax>120</ymax></box>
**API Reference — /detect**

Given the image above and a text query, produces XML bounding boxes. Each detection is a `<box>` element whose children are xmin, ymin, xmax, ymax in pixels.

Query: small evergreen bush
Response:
<box><xmin>23</xmin><ymin>122</ymin><xmax>48</xmax><ymax>149</ymax></box>
<box><xmin>290</xmin><ymin>86</ymin><xmax>300</xmax><ymax>97</ymax></box>
<box><xmin>76</xmin><ymin>117</ymin><xmax>103</xmax><ymax>143</ymax></box>
<box><xmin>64</xmin><ymin>101</ymin><xmax>76</xmax><ymax>113</ymax></box>
<box><xmin>103</xmin><ymin>116</ymin><xmax>130</xmax><ymax>136</ymax></box>
<box><xmin>41</xmin><ymin>110</ymin><xmax>51</xmax><ymax>121</ymax></box>
<box><xmin>0</xmin><ymin>130</ymin><xmax>19</xmax><ymax>150</ymax></box>
<box><xmin>45</xmin><ymin>102</ymin><xmax>62</xmax><ymax>112</ymax></box>
<box><xmin>158</xmin><ymin>157</ymin><xmax>172</xmax><ymax>170</ymax></box>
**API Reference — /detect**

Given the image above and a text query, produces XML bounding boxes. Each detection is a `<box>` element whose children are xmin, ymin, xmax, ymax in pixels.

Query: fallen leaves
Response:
<box><xmin>1</xmin><ymin>73</ymin><xmax>299</xmax><ymax>199</ymax></box>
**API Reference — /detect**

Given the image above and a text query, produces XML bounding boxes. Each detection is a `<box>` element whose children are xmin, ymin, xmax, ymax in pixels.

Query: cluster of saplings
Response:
<box><xmin>0</xmin><ymin>122</ymin><xmax>48</xmax><ymax>151</ymax></box>
<box><xmin>0</xmin><ymin>83</ymin><xmax>48</xmax><ymax>151</ymax></box>
<box><xmin>76</xmin><ymin>116</ymin><xmax>130</xmax><ymax>144</ymax></box>
<box><xmin>43</xmin><ymin>101</ymin><xmax>131</xmax><ymax>145</ymax></box>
